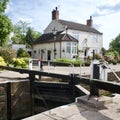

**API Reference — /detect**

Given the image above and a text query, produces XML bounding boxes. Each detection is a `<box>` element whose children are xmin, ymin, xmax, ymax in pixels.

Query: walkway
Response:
<box><xmin>0</xmin><ymin>63</ymin><xmax>120</xmax><ymax>82</ymax></box>
<box><xmin>23</xmin><ymin>94</ymin><xmax>120</xmax><ymax>120</ymax></box>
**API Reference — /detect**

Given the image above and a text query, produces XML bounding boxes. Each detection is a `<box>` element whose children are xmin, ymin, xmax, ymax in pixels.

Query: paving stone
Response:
<box><xmin>23</xmin><ymin>94</ymin><xmax>120</xmax><ymax>120</ymax></box>
<box><xmin>43</xmin><ymin>103</ymin><xmax>86</xmax><ymax>119</ymax></box>
<box><xmin>76</xmin><ymin>95</ymin><xmax>113</xmax><ymax>108</ymax></box>
<box><xmin>23</xmin><ymin>113</ymin><xmax>53</xmax><ymax>120</ymax></box>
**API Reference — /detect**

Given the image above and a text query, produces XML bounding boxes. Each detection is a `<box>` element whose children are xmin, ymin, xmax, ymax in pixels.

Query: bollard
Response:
<box><xmin>38</xmin><ymin>58</ymin><xmax>43</xmax><ymax>71</ymax></box>
<box><xmin>90</xmin><ymin>60</ymin><xmax>100</xmax><ymax>96</ymax></box>
<box><xmin>28</xmin><ymin>59</ymin><xmax>33</xmax><ymax>70</ymax></box>
<box><xmin>100</xmin><ymin>62</ymin><xmax>108</xmax><ymax>81</ymax></box>
<box><xmin>38</xmin><ymin>58</ymin><xmax>43</xmax><ymax>80</ymax></box>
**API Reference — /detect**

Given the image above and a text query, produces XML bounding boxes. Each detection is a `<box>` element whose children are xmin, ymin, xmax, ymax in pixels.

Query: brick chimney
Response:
<box><xmin>52</xmin><ymin>7</ymin><xmax>59</xmax><ymax>20</ymax></box>
<box><xmin>87</xmin><ymin>16</ymin><xmax>93</xmax><ymax>27</ymax></box>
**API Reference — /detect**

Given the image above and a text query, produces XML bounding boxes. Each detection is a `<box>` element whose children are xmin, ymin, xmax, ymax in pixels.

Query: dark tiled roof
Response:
<box><xmin>33</xmin><ymin>33</ymin><xmax>78</xmax><ymax>45</ymax></box>
<box><xmin>58</xmin><ymin>19</ymin><xmax>102</xmax><ymax>35</ymax></box>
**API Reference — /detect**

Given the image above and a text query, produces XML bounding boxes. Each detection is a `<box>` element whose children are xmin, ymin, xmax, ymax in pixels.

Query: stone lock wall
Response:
<box><xmin>11</xmin><ymin>80</ymin><xmax>31</xmax><ymax>119</ymax></box>
<box><xmin>0</xmin><ymin>80</ymin><xmax>31</xmax><ymax>120</ymax></box>
<box><xmin>0</xmin><ymin>83</ymin><xmax>7</xmax><ymax>120</ymax></box>
<box><xmin>108</xmin><ymin>71</ymin><xmax>120</xmax><ymax>82</ymax></box>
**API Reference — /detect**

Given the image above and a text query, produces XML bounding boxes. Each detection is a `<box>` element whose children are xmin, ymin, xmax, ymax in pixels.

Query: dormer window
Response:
<box><xmin>72</xmin><ymin>32</ymin><xmax>79</xmax><ymax>40</ymax></box>
<box><xmin>93</xmin><ymin>35</ymin><xmax>98</xmax><ymax>43</ymax></box>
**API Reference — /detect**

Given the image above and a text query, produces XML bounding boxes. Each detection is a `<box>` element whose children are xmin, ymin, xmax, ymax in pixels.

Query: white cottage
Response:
<box><xmin>33</xmin><ymin>7</ymin><xmax>103</xmax><ymax>61</ymax></box>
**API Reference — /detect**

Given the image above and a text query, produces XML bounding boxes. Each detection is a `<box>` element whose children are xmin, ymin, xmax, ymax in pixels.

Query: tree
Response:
<box><xmin>12</xmin><ymin>21</ymin><xmax>30</xmax><ymax>44</ymax></box>
<box><xmin>0</xmin><ymin>0</ymin><xmax>13</xmax><ymax>47</ymax></box>
<box><xmin>17</xmin><ymin>48</ymin><xmax>30</xmax><ymax>58</ymax></box>
<box><xmin>109</xmin><ymin>34</ymin><xmax>120</xmax><ymax>53</ymax></box>
<box><xmin>25</xmin><ymin>27</ymin><xmax>41</xmax><ymax>48</ymax></box>
<box><xmin>0</xmin><ymin>0</ymin><xmax>9</xmax><ymax>13</ymax></box>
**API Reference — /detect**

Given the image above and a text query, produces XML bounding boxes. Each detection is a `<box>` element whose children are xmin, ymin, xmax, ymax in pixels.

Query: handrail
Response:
<box><xmin>28</xmin><ymin>59</ymin><xmax>75</xmax><ymax>75</ymax></box>
<box><xmin>103</xmin><ymin>61</ymin><xmax>120</xmax><ymax>82</ymax></box>
<box><xmin>0</xmin><ymin>65</ymin><xmax>120</xmax><ymax>95</ymax></box>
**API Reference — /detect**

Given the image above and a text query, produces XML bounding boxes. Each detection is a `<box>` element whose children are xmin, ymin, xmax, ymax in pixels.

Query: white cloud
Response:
<box><xmin>92</xmin><ymin>0</ymin><xmax>120</xmax><ymax>17</ymax></box>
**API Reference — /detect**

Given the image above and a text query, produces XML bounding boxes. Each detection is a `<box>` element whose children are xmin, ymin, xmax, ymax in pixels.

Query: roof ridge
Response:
<box><xmin>57</xmin><ymin>19</ymin><xmax>102</xmax><ymax>35</ymax></box>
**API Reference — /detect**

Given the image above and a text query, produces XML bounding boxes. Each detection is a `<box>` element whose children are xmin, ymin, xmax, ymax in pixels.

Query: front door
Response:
<box><xmin>47</xmin><ymin>50</ymin><xmax>51</xmax><ymax>60</ymax></box>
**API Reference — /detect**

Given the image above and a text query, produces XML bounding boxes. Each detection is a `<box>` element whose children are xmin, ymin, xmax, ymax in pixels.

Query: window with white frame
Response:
<box><xmin>72</xmin><ymin>32</ymin><xmax>79</xmax><ymax>40</ymax></box>
<box><xmin>66</xmin><ymin>42</ymin><xmax>77</xmax><ymax>54</ymax></box>
<box><xmin>72</xmin><ymin>42</ymin><xmax>77</xmax><ymax>54</ymax></box>
<box><xmin>66</xmin><ymin>42</ymin><xmax>71</xmax><ymax>54</ymax></box>
<box><xmin>93</xmin><ymin>35</ymin><xmax>98</xmax><ymax>43</ymax></box>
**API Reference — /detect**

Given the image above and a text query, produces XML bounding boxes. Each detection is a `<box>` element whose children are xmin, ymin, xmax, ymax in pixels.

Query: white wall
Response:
<box><xmin>44</xmin><ymin>20</ymin><xmax>65</xmax><ymax>34</ymax></box>
<box><xmin>67</xmin><ymin>29</ymin><xmax>103</xmax><ymax>56</ymax></box>
<box><xmin>12</xmin><ymin>44</ymin><xmax>26</xmax><ymax>51</ymax></box>
<box><xmin>32</xmin><ymin>41</ymin><xmax>77</xmax><ymax>60</ymax></box>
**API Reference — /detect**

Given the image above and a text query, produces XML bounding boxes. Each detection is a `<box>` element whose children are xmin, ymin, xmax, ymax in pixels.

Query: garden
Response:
<box><xmin>0</xmin><ymin>47</ymin><xmax>30</xmax><ymax>68</ymax></box>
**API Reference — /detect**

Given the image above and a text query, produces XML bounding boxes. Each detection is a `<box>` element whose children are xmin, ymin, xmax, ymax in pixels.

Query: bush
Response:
<box><xmin>84</xmin><ymin>61</ymin><xmax>91</xmax><ymax>66</ymax></box>
<box><xmin>111</xmin><ymin>59</ymin><xmax>117</xmax><ymax>65</ymax></box>
<box><xmin>104</xmin><ymin>50</ymin><xmax>120</xmax><ymax>63</ymax></box>
<box><xmin>22</xmin><ymin>57</ymin><xmax>30</xmax><ymax>65</ymax></box>
<box><xmin>56</xmin><ymin>58</ymin><xmax>84</xmax><ymax>66</ymax></box>
<box><xmin>72</xmin><ymin>59</ymin><xmax>85</xmax><ymax>66</ymax></box>
<box><xmin>56</xmin><ymin>58</ymin><xmax>72</xmax><ymax>63</ymax></box>
<box><xmin>0</xmin><ymin>47</ymin><xmax>16</xmax><ymax>64</ymax></box>
<box><xmin>0</xmin><ymin>57</ymin><xmax>6</xmax><ymax>66</ymax></box>
<box><xmin>17</xmin><ymin>48</ymin><xmax>30</xmax><ymax>58</ymax></box>
<box><xmin>94</xmin><ymin>53</ymin><xmax>102</xmax><ymax>60</ymax></box>
<box><xmin>12</xmin><ymin>58</ymin><xmax>28</xmax><ymax>68</ymax></box>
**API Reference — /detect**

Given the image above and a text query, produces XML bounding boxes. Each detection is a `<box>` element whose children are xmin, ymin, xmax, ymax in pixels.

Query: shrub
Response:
<box><xmin>22</xmin><ymin>57</ymin><xmax>30</xmax><ymax>65</ymax></box>
<box><xmin>84</xmin><ymin>61</ymin><xmax>91</xmax><ymax>66</ymax></box>
<box><xmin>111</xmin><ymin>59</ymin><xmax>117</xmax><ymax>65</ymax></box>
<box><xmin>56</xmin><ymin>58</ymin><xmax>72</xmax><ymax>63</ymax></box>
<box><xmin>17</xmin><ymin>48</ymin><xmax>30</xmax><ymax>58</ymax></box>
<box><xmin>56</xmin><ymin>58</ymin><xmax>84</xmax><ymax>66</ymax></box>
<box><xmin>0</xmin><ymin>57</ymin><xmax>6</xmax><ymax>66</ymax></box>
<box><xmin>0</xmin><ymin>47</ymin><xmax>16</xmax><ymax>64</ymax></box>
<box><xmin>94</xmin><ymin>53</ymin><xmax>102</xmax><ymax>60</ymax></box>
<box><xmin>104</xmin><ymin>50</ymin><xmax>120</xmax><ymax>63</ymax></box>
<box><xmin>72</xmin><ymin>59</ymin><xmax>85</xmax><ymax>66</ymax></box>
<box><xmin>12</xmin><ymin>58</ymin><xmax>28</xmax><ymax>68</ymax></box>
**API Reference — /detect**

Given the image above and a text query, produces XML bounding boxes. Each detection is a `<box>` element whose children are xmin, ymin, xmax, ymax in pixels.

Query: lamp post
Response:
<box><xmin>52</xmin><ymin>27</ymin><xmax>57</xmax><ymax>60</ymax></box>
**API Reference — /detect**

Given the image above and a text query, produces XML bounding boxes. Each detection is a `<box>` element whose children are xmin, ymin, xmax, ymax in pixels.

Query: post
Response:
<box><xmin>90</xmin><ymin>60</ymin><xmax>100</xmax><ymax>96</ymax></box>
<box><xmin>38</xmin><ymin>58</ymin><xmax>43</xmax><ymax>80</ymax></box>
<box><xmin>52</xmin><ymin>27</ymin><xmax>57</xmax><ymax>60</ymax></box>
<box><xmin>69</xmin><ymin>74</ymin><xmax>75</xmax><ymax>96</ymax></box>
<box><xmin>6</xmin><ymin>82</ymin><xmax>11</xmax><ymax>120</ymax></box>
<box><xmin>38</xmin><ymin>60</ymin><xmax>41</xmax><ymax>71</ymax></box>
<box><xmin>29</xmin><ymin>73</ymin><xmax>35</xmax><ymax>115</ymax></box>
<box><xmin>28</xmin><ymin>59</ymin><xmax>33</xmax><ymax>70</ymax></box>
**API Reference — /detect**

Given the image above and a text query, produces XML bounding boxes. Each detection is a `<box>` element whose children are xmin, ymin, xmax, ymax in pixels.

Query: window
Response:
<box><xmin>72</xmin><ymin>43</ymin><xmax>77</xmax><ymax>54</ymax></box>
<box><xmin>66</xmin><ymin>42</ymin><xmax>71</xmax><ymax>53</ymax></box>
<box><xmin>72</xmin><ymin>32</ymin><xmax>79</xmax><ymax>40</ymax></box>
<box><xmin>93</xmin><ymin>35</ymin><xmax>98</xmax><ymax>43</ymax></box>
<box><xmin>66</xmin><ymin>42</ymin><xmax>77</xmax><ymax>54</ymax></box>
<box><xmin>38</xmin><ymin>49</ymin><xmax>40</xmax><ymax>54</ymax></box>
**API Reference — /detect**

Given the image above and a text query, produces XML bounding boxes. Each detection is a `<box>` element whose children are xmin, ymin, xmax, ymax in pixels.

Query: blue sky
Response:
<box><xmin>6</xmin><ymin>0</ymin><xmax>120</xmax><ymax>49</ymax></box>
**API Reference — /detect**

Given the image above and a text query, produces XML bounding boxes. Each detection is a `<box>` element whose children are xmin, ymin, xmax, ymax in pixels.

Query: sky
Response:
<box><xmin>6</xmin><ymin>0</ymin><xmax>120</xmax><ymax>49</ymax></box>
